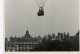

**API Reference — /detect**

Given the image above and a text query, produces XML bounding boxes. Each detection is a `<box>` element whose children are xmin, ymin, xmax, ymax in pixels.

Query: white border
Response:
<box><xmin>0</xmin><ymin>0</ymin><xmax>3</xmax><ymax>54</ymax></box>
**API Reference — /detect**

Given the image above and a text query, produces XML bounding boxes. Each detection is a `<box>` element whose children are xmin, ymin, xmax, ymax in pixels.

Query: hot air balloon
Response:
<box><xmin>35</xmin><ymin>0</ymin><xmax>47</xmax><ymax>16</ymax></box>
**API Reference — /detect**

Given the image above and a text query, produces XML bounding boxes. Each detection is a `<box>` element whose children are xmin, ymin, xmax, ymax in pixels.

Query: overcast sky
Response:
<box><xmin>5</xmin><ymin>0</ymin><xmax>79</xmax><ymax>38</ymax></box>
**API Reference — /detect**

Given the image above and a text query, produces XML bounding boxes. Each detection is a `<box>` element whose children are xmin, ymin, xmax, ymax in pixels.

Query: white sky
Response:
<box><xmin>5</xmin><ymin>0</ymin><xmax>79</xmax><ymax>38</ymax></box>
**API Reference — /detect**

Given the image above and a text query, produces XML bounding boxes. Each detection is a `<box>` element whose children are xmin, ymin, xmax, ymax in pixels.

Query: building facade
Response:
<box><xmin>5</xmin><ymin>30</ymin><xmax>42</xmax><ymax>52</ymax></box>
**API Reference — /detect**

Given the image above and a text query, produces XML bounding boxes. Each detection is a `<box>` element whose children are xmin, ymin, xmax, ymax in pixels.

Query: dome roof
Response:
<box><xmin>26</xmin><ymin>30</ymin><xmax>29</xmax><ymax>33</ymax></box>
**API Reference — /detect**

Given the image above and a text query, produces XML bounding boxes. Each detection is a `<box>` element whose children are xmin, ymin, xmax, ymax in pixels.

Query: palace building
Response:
<box><xmin>5</xmin><ymin>29</ymin><xmax>79</xmax><ymax>51</ymax></box>
<box><xmin>5</xmin><ymin>30</ymin><xmax>42</xmax><ymax>52</ymax></box>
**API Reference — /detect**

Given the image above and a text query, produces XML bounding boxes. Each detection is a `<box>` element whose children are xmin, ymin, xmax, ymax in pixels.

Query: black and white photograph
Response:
<box><xmin>5</xmin><ymin>0</ymin><xmax>79</xmax><ymax>52</ymax></box>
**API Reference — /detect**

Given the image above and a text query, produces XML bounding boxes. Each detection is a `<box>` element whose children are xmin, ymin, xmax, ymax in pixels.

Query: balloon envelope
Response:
<box><xmin>35</xmin><ymin>0</ymin><xmax>47</xmax><ymax>8</ymax></box>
